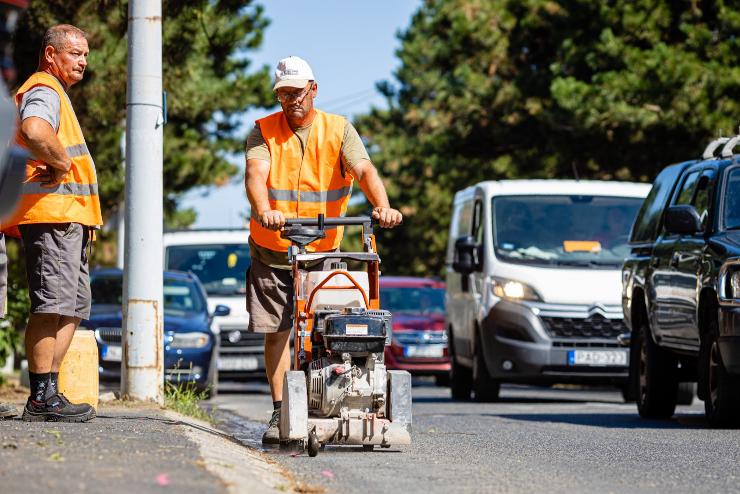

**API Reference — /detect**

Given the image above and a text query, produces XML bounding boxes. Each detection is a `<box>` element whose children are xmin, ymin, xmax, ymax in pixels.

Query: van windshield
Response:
<box><xmin>724</xmin><ymin>169</ymin><xmax>740</xmax><ymax>230</ymax></box>
<box><xmin>165</xmin><ymin>244</ymin><xmax>251</xmax><ymax>296</ymax></box>
<box><xmin>492</xmin><ymin>195</ymin><xmax>643</xmax><ymax>267</ymax></box>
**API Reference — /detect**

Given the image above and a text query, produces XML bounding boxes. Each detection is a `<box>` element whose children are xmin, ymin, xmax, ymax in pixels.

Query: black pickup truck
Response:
<box><xmin>622</xmin><ymin>137</ymin><xmax>740</xmax><ymax>426</ymax></box>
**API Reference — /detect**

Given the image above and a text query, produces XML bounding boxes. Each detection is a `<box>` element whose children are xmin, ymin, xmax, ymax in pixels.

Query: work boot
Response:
<box><xmin>0</xmin><ymin>402</ymin><xmax>17</xmax><ymax>419</ymax></box>
<box><xmin>261</xmin><ymin>408</ymin><xmax>281</xmax><ymax>445</ymax></box>
<box><xmin>21</xmin><ymin>393</ymin><xmax>96</xmax><ymax>423</ymax></box>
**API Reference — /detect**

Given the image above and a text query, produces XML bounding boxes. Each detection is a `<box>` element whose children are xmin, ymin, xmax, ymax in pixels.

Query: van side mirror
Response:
<box><xmin>453</xmin><ymin>236</ymin><xmax>482</xmax><ymax>274</ymax></box>
<box><xmin>212</xmin><ymin>304</ymin><xmax>231</xmax><ymax>317</ymax></box>
<box><xmin>664</xmin><ymin>205</ymin><xmax>702</xmax><ymax>235</ymax></box>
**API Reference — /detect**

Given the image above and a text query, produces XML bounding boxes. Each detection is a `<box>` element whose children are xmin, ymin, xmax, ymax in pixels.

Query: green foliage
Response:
<box><xmin>13</xmin><ymin>0</ymin><xmax>273</xmax><ymax>223</ymax></box>
<box><xmin>164</xmin><ymin>381</ymin><xmax>213</xmax><ymax>423</ymax></box>
<box><xmin>356</xmin><ymin>0</ymin><xmax>740</xmax><ymax>276</ymax></box>
<box><xmin>0</xmin><ymin>238</ymin><xmax>27</xmax><ymax>372</ymax></box>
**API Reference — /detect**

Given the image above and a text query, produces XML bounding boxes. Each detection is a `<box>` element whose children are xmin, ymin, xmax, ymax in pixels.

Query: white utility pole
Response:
<box><xmin>122</xmin><ymin>0</ymin><xmax>164</xmax><ymax>403</ymax></box>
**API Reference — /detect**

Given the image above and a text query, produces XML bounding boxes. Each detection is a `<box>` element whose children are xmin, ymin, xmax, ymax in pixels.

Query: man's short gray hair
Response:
<box><xmin>42</xmin><ymin>24</ymin><xmax>87</xmax><ymax>52</ymax></box>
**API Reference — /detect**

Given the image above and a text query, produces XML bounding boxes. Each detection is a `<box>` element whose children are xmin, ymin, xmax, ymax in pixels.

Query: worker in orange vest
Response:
<box><xmin>245</xmin><ymin>56</ymin><xmax>402</xmax><ymax>444</ymax></box>
<box><xmin>1</xmin><ymin>24</ymin><xmax>102</xmax><ymax>422</ymax></box>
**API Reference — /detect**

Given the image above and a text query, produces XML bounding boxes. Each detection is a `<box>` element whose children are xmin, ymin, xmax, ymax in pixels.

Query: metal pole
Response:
<box><xmin>122</xmin><ymin>0</ymin><xmax>164</xmax><ymax>403</ymax></box>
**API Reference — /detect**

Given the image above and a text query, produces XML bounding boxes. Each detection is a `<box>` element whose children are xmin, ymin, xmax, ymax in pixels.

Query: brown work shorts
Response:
<box><xmin>246</xmin><ymin>257</ymin><xmax>333</xmax><ymax>334</ymax></box>
<box><xmin>19</xmin><ymin>223</ymin><xmax>91</xmax><ymax>319</ymax></box>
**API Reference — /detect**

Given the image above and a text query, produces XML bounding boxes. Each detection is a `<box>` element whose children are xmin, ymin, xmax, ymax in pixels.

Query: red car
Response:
<box><xmin>380</xmin><ymin>277</ymin><xmax>450</xmax><ymax>384</ymax></box>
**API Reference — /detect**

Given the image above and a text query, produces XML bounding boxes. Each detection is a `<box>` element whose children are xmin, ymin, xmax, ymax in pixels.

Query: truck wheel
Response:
<box><xmin>472</xmin><ymin>331</ymin><xmax>500</xmax><ymax>403</ymax></box>
<box><xmin>701</xmin><ymin>314</ymin><xmax>740</xmax><ymax>427</ymax></box>
<box><xmin>449</xmin><ymin>328</ymin><xmax>472</xmax><ymax>401</ymax></box>
<box><xmin>636</xmin><ymin>319</ymin><xmax>678</xmax><ymax>419</ymax></box>
<box><xmin>676</xmin><ymin>382</ymin><xmax>695</xmax><ymax>406</ymax></box>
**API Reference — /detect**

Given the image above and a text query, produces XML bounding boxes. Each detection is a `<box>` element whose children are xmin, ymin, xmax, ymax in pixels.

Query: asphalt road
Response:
<box><xmin>208</xmin><ymin>380</ymin><xmax>740</xmax><ymax>494</ymax></box>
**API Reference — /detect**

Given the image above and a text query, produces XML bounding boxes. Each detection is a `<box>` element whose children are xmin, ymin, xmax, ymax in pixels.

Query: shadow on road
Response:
<box><xmin>495</xmin><ymin>412</ymin><xmax>709</xmax><ymax>429</ymax></box>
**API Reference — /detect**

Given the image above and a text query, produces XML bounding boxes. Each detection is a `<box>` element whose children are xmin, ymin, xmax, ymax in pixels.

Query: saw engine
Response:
<box><xmin>307</xmin><ymin>307</ymin><xmax>392</xmax><ymax>417</ymax></box>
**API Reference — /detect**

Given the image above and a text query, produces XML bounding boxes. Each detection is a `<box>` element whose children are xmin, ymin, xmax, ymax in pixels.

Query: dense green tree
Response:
<box><xmin>356</xmin><ymin>0</ymin><xmax>740</xmax><ymax>276</ymax></box>
<box><xmin>13</xmin><ymin>0</ymin><xmax>273</xmax><ymax>219</ymax></box>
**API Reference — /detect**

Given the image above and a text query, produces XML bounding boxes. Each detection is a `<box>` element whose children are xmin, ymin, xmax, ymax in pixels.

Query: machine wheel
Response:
<box><xmin>307</xmin><ymin>430</ymin><xmax>320</xmax><ymax>457</ymax></box>
<box><xmin>676</xmin><ymin>382</ymin><xmax>695</xmax><ymax>406</ymax></box>
<box><xmin>362</xmin><ymin>445</ymin><xmax>374</xmax><ymax>452</ymax></box>
<box><xmin>636</xmin><ymin>318</ymin><xmax>678</xmax><ymax>419</ymax></box>
<box><xmin>449</xmin><ymin>328</ymin><xmax>472</xmax><ymax>401</ymax></box>
<box><xmin>472</xmin><ymin>330</ymin><xmax>500</xmax><ymax>403</ymax></box>
<box><xmin>700</xmin><ymin>312</ymin><xmax>740</xmax><ymax>427</ymax></box>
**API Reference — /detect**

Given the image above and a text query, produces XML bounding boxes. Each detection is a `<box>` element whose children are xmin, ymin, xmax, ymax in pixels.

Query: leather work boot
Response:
<box><xmin>0</xmin><ymin>402</ymin><xmax>17</xmax><ymax>419</ymax></box>
<box><xmin>261</xmin><ymin>408</ymin><xmax>281</xmax><ymax>445</ymax></box>
<box><xmin>22</xmin><ymin>394</ymin><xmax>96</xmax><ymax>422</ymax></box>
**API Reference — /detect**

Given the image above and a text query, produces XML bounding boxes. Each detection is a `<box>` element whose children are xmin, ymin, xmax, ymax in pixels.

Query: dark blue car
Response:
<box><xmin>82</xmin><ymin>268</ymin><xmax>229</xmax><ymax>396</ymax></box>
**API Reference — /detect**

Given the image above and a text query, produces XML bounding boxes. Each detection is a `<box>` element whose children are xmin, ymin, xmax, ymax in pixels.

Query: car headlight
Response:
<box><xmin>491</xmin><ymin>277</ymin><xmax>541</xmax><ymax>302</ymax></box>
<box><xmin>168</xmin><ymin>332</ymin><xmax>210</xmax><ymax>349</ymax></box>
<box><xmin>730</xmin><ymin>270</ymin><xmax>740</xmax><ymax>299</ymax></box>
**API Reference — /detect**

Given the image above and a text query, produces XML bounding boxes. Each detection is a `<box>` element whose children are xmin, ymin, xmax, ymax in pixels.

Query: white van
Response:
<box><xmin>163</xmin><ymin>229</ymin><xmax>261</xmax><ymax>381</ymax></box>
<box><xmin>445</xmin><ymin>180</ymin><xmax>650</xmax><ymax>401</ymax></box>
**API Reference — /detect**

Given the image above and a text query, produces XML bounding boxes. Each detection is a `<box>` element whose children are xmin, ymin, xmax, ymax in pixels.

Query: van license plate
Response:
<box><xmin>218</xmin><ymin>356</ymin><xmax>258</xmax><ymax>371</ymax></box>
<box><xmin>102</xmin><ymin>345</ymin><xmax>122</xmax><ymax>362</ymax></box>
<box><xmin>567</xmin><ymin>350</ymin><xmax>627</xmax><ymax>366</ymax></box>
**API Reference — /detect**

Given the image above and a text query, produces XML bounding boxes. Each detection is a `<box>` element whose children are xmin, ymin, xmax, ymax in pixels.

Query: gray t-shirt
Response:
<box><xmin>19</xmin><ymin>85</ymin><xmax>60</xmax><ymax>130</ymax></box>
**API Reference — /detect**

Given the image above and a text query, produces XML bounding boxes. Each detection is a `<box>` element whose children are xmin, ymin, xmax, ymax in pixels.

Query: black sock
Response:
<box><xmin>47</xmin><ymin>372</ymin><xmax>59</xmax><ymax>399</ymax></box>
<box><xmin>29</xmin><ymin>372</ymin><xmax>50</xmax><ymax>403</ymax></box>
<box><xmin>273</xmin><ymin>400</ymin><xmax>282</xmax><ymax>410</ymax></box>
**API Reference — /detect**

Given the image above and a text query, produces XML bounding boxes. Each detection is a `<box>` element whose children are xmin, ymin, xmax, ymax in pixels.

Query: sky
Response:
<box><xmin>179</xmin><ymin>0</ymin><xmax>420</xmax><ymax>228</ymax></box>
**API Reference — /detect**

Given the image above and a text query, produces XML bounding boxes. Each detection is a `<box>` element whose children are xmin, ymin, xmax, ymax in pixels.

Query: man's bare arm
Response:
<box><xmin>20</xmin><ymin>117</ymin><xmax>71</xmax><ymax>171</ymax></box>
<box><xmin>350</xmin><ymin>159</ymin><xmax>402</xmax><ymax>228</ymax></box>
<box><xmin>245</xmin><ymin>158</ymin><xmax>284</xmax><ymax>230</ymax></box>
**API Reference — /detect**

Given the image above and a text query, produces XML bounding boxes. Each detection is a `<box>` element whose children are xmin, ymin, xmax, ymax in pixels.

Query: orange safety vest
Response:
<box><xmin>249</xmin><ymin>110</ymin><xmax>353</xmax><ymax>252</ymax></box>
<box><xmin>1</xmin><ymin>72</ymin><xmax>102</xmax><ymax>238</ymax></box>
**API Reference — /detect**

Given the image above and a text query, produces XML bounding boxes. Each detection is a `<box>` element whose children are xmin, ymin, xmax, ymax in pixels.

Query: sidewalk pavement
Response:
<box><xmin>0</xmin><ymin>385</ymin><xmax>310</xmax><ymax>494</ymax></box>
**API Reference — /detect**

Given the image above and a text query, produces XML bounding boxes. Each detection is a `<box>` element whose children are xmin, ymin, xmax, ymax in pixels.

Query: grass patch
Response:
<box><xmin>164</xmin><ymin>381</ymin><xmax>213</xmax><ymax>424</ymax></box>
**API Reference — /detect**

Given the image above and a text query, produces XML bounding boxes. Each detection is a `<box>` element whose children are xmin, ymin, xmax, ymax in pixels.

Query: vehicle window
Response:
<box><xmin>492</xmin><ymin>195</ymin><xmax>643</xmax><ymax>267</ymax></box>
<box><xmin>165</xmin><ymin>244</ymin><xmax>250</xmax><ymax>296</ymax></box>
<box><xmin>380</xmin><ymin>287</ymin><xmax>445</xmax><ymax>315</ymax></box>
<box><xmin>472</xmin><ymin>200</ymin><xmax>483</xmax><ymax>243</ymax></box>
<box><xmin>724</xmin><ymin>168</ymin><xmax>740</xmax><ymax>230</ymax></box>
<box><xmin>674</xmin><ymin>171</ymin><xmax>700</xmax><ymax>205</ymax></box>
<box><xmin>90</xmin><ymin>275</ymin><xmax>205</xmax><ymax>314</ymax></box>
<box><xmin>456</xmin><ymin>200</ymin><xmax>474</xmax><ymax>239</ymax></box>
<box><xmin>631</xmin><ymin>164</ymin><xmax>687</xmax><ymax>242</ymax></box>
<box><xmin>692</xmin><ymin>174</ymin><xmax>713</xmax><ymax>229</ymax></box>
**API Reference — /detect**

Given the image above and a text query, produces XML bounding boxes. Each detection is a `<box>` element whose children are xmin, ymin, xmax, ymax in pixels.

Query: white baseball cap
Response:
<box><xmin>273</xmin><ymin>56</ymin><xmax>315</xmax><ymax>91</ymax></box>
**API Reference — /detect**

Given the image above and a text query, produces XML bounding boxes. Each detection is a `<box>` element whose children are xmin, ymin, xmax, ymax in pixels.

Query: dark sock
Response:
<box><xmin>273</xmin><ymin>400</ymin><xmax>282</xmax><ymax>411</ymax></box>
<box><xmin>47</xmin><ymin>372</ymin><xmax>59</xmax><ymax>399</ymax></box>
<box><xmin>29</xmin><ymin>372</ymin><xmax>50</xmax><ymax>403</ymax></box>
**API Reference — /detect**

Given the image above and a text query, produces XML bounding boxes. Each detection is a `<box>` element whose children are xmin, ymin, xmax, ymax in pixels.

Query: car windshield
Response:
<box><xmin>725</xmin><ymin>169</ymin><xmax>740</xmax><ymax>230</ymax></box>
<box><xmin>90</xmin><ymin>275</ymin><xmax>205</xmax><ymax>315</ymax></box>
<box><xmin>380</xmin><ymin>286</ymin><xmax>445</xmax><ymax>315</ymax></box>
<box><xmin>165</xmin><ymin>244</ymin><xmax>250</xmax><ymax>296</ymax></box>
<box><xmin>492</xmin><ymin>195</ymin><xmax>643</xmax><ymax>267</ymax></box>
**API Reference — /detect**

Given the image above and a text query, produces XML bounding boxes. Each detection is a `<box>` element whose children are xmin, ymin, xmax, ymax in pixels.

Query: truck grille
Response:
<box><xmin>219</xmin><ymin>328</ymin><xmax>264</xmax><ymax>348</ymax></box>
<box><xmin>542</xmin><ymin>315</ymin><xmax>626</xmax><ymax>339</ymax></box>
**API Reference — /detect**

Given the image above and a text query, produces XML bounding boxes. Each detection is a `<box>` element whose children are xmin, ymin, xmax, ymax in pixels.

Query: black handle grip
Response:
<box><xmin>284</xmin><ymin>216</ymin><xmax>373</xmax><ymax>227</ymax></box>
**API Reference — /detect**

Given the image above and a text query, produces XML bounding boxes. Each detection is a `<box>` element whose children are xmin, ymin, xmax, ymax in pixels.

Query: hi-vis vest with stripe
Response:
<box><xmin>249</xmin><ymin>110</ymin><xmax>352</xmax><ymax>252</ymax></box>
<box><xmin>1</xmin><ymin>72</ymin><xmax>102</xmax><ymax>238</ymax></box>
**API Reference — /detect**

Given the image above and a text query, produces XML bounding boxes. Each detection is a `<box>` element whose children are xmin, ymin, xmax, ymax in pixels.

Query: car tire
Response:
<box><xmin>636</xmin><ymin>318</ymin><xmax>678</xmax><ymax>419</ymax></box>
<box><xmin>472</xmin><ymin>330</ymin><xmax>500</xmax><ymax>403</ymax></box>
<box><xmin>701</xmin><ymin>313</ymin><xmax>740</xmax><ymax>427</ymax></box>
<box><xmin>449</xmin><ymin>327</ymin><xmax>472</xmax><ymax>401</ymax></box>
<box><xmin>204</xmin><ymin>351</ymin><xmax>219</xmax><ymax>399</ymax></box>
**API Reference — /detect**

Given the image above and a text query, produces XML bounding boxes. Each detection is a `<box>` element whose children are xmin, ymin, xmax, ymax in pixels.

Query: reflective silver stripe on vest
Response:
<box><xmin>66</xmin><ymin>143</ymin><xmax>90</xmax><ymax>158</ymax></box>
<box><xmin>268</xmin><ymin>186</ymin><xmax>351</xmax><ymax>203</ymax></box>
<box><xmin>22</xmin><ymin>182</ymin><xmax>99</xmax><ymax>196</ymax></box>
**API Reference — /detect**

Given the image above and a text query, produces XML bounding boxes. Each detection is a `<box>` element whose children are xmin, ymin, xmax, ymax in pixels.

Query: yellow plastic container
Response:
<box><xmin>58</xmin><ymin>329</ymin><xmax>99</xmax><ymax>409</ymax></box>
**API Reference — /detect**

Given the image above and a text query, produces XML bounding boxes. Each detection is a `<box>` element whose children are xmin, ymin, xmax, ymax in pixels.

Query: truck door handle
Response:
<box><xmin>670</xmin><ymin>252</ymin><xmax>680</xmax><ymax>268</ymax></box>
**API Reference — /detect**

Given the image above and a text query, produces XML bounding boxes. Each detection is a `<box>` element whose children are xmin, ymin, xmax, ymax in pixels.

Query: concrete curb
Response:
<box><xmin>161</xmin><ymin>410</ymin><xmax>294</xmax><ymax>494</ymax></box>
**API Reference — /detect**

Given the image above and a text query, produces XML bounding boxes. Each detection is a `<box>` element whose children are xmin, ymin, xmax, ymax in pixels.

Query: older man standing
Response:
<box><xmin>1</xmin><ymin>24</ymin><xmax>102</xmax><ymax>422</ymax></box>
<box><xmin>245</xmin><ymin>56</ymin><xmax>402</xmax><ymax>444</ymax></box>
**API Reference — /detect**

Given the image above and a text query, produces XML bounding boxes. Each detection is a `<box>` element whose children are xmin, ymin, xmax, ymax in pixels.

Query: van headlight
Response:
<box><xmin>491</xmin><ymin>277</ymin><xmax>541</xmax><ymax>302</ymax></box>
<box><xmin>169</xmin><ymin>332</ymin><xmax>210</xmax><ymax>349</ymax></box>
<box><xmin>730</xmin><ymin>270</ymin><xmax>740</xmax><ymax>300</ymax></box>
